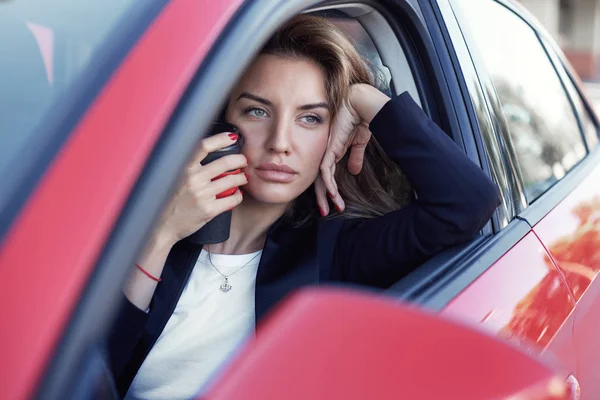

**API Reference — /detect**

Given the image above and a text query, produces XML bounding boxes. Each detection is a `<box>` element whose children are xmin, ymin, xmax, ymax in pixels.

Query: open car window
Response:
<box><xmin>310</xmin><ymin>5</ymin><xmax>421</xmax><ymax>106</ymax></box>
<box><xmin>329</xmin><ymin>16</ymin><xmax>393</xmax><ymax>96</ymax></box>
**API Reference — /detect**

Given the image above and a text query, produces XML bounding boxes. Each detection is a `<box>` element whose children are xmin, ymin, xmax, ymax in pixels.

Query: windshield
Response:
<box><xmin>0</xmin><ymin>0</ymin><xmax>141</xmax><ymax>178</ymax></box>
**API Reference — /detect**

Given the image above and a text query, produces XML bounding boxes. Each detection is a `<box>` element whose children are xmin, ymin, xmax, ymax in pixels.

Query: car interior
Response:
<box><xmin>310</xmin><ymin>4</ymin><xmax>421</xmax><ymax>104</ymax></box>
<box><xmin>33</xmin><ymin>2</ymin><xmax>500</xmax><ymax>399</ymax></box>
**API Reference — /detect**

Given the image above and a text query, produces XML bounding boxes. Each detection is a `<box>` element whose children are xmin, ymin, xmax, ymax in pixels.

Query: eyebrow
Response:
<box><xmin>237</xmin><ymin>92</ymin><xmax>329</xmax><ymax>111</ymax></box>
<box><xmin>298</xmin><ymin>102</ymin><xmax>329</xmax><ymax>111</ymax></box>
<box><xmin>237</xmin><ymin>92</ymin><xmax>273</xmax><ymax>106</ymax></box>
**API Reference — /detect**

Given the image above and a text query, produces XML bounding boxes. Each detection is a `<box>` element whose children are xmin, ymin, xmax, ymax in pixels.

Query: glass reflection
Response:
<box><xmin>457</xmin><ymin>0</ymin><xmax>587</xmax><ymax>202</ymax></box>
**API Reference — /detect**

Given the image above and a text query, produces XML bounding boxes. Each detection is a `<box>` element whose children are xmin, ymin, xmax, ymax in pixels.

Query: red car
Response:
<box><xmin>1</xmin><ymin>0</ymin><xmax>598</xmax><ymax>399</ymax></box>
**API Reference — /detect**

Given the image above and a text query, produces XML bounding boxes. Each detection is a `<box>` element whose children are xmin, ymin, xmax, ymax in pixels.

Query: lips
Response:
<box><xmin>255</xmin><ymin>162</ymin><xmax>298</xmax><ymax>183</ymax></box>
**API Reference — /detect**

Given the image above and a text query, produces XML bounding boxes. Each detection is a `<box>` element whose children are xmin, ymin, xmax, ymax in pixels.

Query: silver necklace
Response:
<box><xmin>207</xmin><ymin>250</ymin><xmax>262</xmax><ymax>293</ymax></box>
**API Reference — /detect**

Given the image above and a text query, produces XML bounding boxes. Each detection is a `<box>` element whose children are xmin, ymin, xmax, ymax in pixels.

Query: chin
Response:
<box><xmin>244</xmin><ymin>182</ymin><xmax>307</xmax><ymax>205</ymax></box>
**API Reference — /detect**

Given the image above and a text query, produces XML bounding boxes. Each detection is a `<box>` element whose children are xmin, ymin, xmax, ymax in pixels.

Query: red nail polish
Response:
<box><xmin>335</xmin><ymin>204</ymin><xmax>342</xmax><ymax>213</ymax></box>
<box><xmin>244</xmin><ymin>172</ymin><xmax>249</xmax><ymax>182</ymax></box>
<box><xmin>216</xmin><ymin>187</ymin><xmax>238</xmax><ymax>199</ymax></box>
<box><xmin>228</xmin><ymin>133</ymin><xmax>238</xmax><ymax>141</ymax></box>
<box><xmin>319</xmin><ymin>208</ymin><xmax>326</xmax><ymax>217</ymax></box>
<box><xmin>328</xmin><ymin>191</ymin><xmax>335</xmax><ymax>200</ymax></box>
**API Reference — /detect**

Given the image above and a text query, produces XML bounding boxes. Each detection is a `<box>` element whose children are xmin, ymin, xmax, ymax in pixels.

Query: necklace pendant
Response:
<box><xmin>220</xmin><ymin>278</ymin><xmax>232</xmax><ymax>293</ymax></box>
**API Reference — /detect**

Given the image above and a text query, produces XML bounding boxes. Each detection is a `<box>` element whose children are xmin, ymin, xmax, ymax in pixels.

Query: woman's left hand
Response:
<box><xmin>316</xmin><ymin>84</ymin><xmax>390</xmax><ymax>215</ymax></box>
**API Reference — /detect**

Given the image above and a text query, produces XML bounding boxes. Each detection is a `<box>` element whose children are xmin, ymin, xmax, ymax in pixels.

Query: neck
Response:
<box><xmin>206</xmin><ymin>194</ymin><xmax>289</xmax><ymax>255</ymax></box>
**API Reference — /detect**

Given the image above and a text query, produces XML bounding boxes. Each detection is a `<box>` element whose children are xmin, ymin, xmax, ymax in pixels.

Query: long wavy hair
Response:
<box><xmin>260</xmin><ymin>15</ymin><xmax>412</xmax><ymax>223</ymax></box>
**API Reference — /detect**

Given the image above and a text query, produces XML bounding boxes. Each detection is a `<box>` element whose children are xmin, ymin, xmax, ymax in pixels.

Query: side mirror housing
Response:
<box><xmin>203</xmin><ymin>288</ymin><xmax>572</xmax><ymax>400</ymax></box>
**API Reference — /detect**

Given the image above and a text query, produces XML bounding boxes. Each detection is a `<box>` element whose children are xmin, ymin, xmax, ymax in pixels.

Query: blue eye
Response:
<box><xmin>246</xmin><ymin>108</ymin><xmax>267</xmax><ymax>117</ymax></box>
<box><xmin>300</xmin><ymin>114</ymin><xmax>323</xmax><ymax>124</ymax></box>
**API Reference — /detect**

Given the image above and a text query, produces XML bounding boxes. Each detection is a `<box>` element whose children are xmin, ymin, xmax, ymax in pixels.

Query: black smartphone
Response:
<box><xmin>186</xmin><ymin>122</ymin><xmax>244</xmax><ymax>245</ymax></box>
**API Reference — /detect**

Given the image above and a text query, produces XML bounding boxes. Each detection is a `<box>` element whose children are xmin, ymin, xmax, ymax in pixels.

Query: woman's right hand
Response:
<box><xmin>154</xmin><ymin>131</ymin><xmax>248</xmax><ymax>246</ymax></box>
<box><xmin>125</xmin><ymin>132</ymin><xmax>247</xmax><ymax>310</ymax></box>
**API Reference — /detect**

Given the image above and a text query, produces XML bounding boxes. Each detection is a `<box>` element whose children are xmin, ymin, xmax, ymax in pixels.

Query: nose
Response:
<box><xmin>266</xmin><ymin>116</ymin><xmax>292</xmax><ymax>155</ymax></box>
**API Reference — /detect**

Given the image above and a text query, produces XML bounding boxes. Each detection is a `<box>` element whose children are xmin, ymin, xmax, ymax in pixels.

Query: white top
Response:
<box><xmin>125</xmin><ymin>249</ymin><xmax>262</xmax><ymax>400</ymax></box>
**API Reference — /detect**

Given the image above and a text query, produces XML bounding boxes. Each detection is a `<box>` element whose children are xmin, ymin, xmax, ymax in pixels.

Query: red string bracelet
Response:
<box><xmin>136</xmin><ymin>264</ymin><xmax>162</xmax><ymax>282</ymax></box>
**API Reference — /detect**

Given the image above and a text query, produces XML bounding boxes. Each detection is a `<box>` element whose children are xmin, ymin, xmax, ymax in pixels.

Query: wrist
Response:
<box><xmin>350</xmin><ymin>84</ymin><xmax>390</xmax><ymax>124</ymax></box>
<box><xmin>152</xmin><ymin>221</ymin><xmax>180</xmax><ymax>248</ymax></box>
<box><xmin>140</xmin><ymin>229</ymin><xmax>176</xmax><ymax>263</ymax></box>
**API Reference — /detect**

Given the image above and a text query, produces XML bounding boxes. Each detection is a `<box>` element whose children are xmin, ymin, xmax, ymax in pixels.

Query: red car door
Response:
<box><xmin>528</xmin><ymin>30</ymin><xmax>600</xmax><ymax>399</ymax></box>
<box><xmin>533</xmin><ymin>155</ymin><xmax>600</xmax><ymax>396</ymax></box>
<box><xmin>411</xmin><ymin>0</ymin><xmax>580</xmax><ymax>378</ymax></box>
<box><xmin>436</xmin><ymin>0</ymin><xmax>600</xmax><ymax>397</ymax></box>
<box><xmin>441</xmin><ymin>233</ymin><xmax>577</xmax><ymax>373</ymax></box>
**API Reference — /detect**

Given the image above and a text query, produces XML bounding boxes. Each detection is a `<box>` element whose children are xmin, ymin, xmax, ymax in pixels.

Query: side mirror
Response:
<box><xmin>202</xmin><ymin>288</ymin><xmax>574</xmax><ymax>400</ymax></box>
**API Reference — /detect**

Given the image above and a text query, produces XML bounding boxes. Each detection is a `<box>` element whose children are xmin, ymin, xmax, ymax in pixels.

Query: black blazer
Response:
<box><xmin>108</xmin><ymin>92</ymin><xmax>501</xmax><ymax>396</ymax></box>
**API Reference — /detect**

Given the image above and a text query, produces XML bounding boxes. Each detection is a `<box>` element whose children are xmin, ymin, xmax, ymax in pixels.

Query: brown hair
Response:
<box><xmin>261</xmin><ymin>15</ymin><xmax>411</xmax><ymax>222</ymax></box>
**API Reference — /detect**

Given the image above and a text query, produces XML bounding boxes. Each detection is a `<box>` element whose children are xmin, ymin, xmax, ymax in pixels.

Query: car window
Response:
<box><xmin>563</xmin><ymin>78</ymin><xmax>600</xmax><ymax>150</ymax></box>
<box><xmin>328</xmin><ymin>16</ymin><xmax>393</xmax><ymax>96</ymax></box>
<box><xmin>455</xmin><ymin>0</ymin><xmax>587</xmax><ymax>203</ymax></box>
<box><xmin>542</xmin><ymin>39</ymin><xmax>600</xmax><ymax>150</ymax></box>
<box><xmin>581</xmin><ymin>104</ymin><xmax>600</xmax><ymax>149</ymax></box>
<box><xmin>568</xmin><ymin>84</ymin><xmax>599</xmax><ymax>149</ymax></box>
<box><xmin>0</xmin><ymin>0</ymin><xmax>139</xmax><ymax>179</ymax></box>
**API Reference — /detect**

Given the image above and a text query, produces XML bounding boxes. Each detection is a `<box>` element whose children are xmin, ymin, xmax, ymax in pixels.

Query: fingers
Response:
<box><xmin>348</xmin><ymin>124</ymin><xmax>370</xmax><ymax>175</ymax></box>
<box><xmin>347</xmin><ymin>143</ymin><xmax>367</xmax><ymax>175</ymax></box>
<box><xmin>188</xmin><ymin>132</ymin><xmax>240</xmax><ymax>168</ymax></box>
<box><xmin>193</xmin><ymin>189</ymin><xmax>244</xmax><ymax>222</ymax></box>
<box><xmin>200</xmin><ymin>153</ymin><xmax>248</xmax><ymax>179</ymax></box>
<box><xmin>320</xmin><ymin>151</ymin><xmax>345</xmax><ymax>213</ymax></box>
<box><xmin>213</xmin><ymin>189</ymin><xmax>244</xmax><ymax>213</ymax></box>
<box><xmin>314</xmin><ymin>176</ymin><xmax>329</xmax><ymax>217</ymax></box>
<box><xmin>320</xmin><ymin>150</ymin><xmax>338</xmax><ymax>197</ymax></box>
<box><xmin>329</xmin><ymin>185</ymin><xmax>345</xmax><ymax>213</ymax></box>
<box><xmin>207</xmin><ymin>172</ymin><xmax>248</xmax><ymax>198</ymax></box>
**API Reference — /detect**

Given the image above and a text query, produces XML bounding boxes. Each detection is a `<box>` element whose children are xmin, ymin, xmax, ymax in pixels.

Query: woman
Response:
<box><xmin>110</xmin><ymin>15</ymin><xmax>500</xmax><ymax>400</ymax></box>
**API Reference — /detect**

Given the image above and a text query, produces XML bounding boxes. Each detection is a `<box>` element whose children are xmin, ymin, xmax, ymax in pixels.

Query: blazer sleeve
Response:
<box><xmin>332</xmin><ymin>92</ymin><xmax>501</xmax><ymax>287</ymax></box>
<box><xmin>105</xmin><ymin>294</ymin><xmax>149</xmax><ymax>378</ymax></box>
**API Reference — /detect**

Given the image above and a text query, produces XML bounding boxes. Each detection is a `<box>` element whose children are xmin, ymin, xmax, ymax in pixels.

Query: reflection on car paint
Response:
<box><xmin>538</xmin><ymin>194</ymin><xmax>600</xmax><ymax>300</ymax></box>
<box><xmin>533</xmin><ymin>163</ymin><xmax>600</xmax><ymax>397</ymax></box>
<box><xmin>442</xmin><ymin>232</ymin><xmax>574</xmax><ymax>349</ymax></box>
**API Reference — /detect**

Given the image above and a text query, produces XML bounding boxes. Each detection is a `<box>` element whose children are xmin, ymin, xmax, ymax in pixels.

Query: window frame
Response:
<box><xmin>309</xmin><ymin>1</ymin><xmax>498</xmax><ymax>232</ymax></box>
<box><xmin>451</xmin><ymin>0</ymin><xmax>595</xmax><ymax>221</ymax></box>
<box><xmin>490</xmin><ymin>0</ymin><xmax>600</xmax><ymax>226</ymax></box>
<box><xmin>385</xmin><ymin>0</ymin><xmax>534</xmax><ymax>308</ymax></box>
<box><xmin>438</xmin><ymin>0</ymin><xmax>523</xmax><ymax>231</ymax></box>
<box><xmin>397</xmin><ymin>0</ymin><xmax>600</xmax><ymax>311</ymax></box>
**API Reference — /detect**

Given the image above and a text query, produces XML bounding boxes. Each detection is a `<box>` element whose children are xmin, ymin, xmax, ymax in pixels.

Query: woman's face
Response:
<box><xmin>226</xmin><ymin>54</ymin><xmax>330</xmax><ymax>205</ymax></box>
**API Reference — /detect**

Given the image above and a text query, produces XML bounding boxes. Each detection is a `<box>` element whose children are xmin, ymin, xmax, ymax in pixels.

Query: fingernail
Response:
<box><xmin>328</xmin><ymin>191</ymin><xmax>334</xmax><ymax>199</ymax></box>
<box><xmin>244</xmin><ymin>172</ymin><xmax>249</xmax><ymax>182</ymax></box>
<box><xmin>334</xmin><ymin>203</ymin><xmax>342</xmax><ymax>213</ymax></box>
<box><xmin>319</xmin><ymin>207</ymin><xmax>326</xmax><ymax>217</ymax></box>
<box><xmin>229</xmin><ymin>133</ymin><xmax>238</xmax><ymax>141</ymax></box>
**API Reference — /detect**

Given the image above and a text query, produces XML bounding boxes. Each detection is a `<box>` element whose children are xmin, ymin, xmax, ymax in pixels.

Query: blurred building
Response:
<box><xmin>519</xmin><ymin>0</ymin><xmax>600</xmax><ymax>81</ymax></box>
